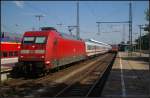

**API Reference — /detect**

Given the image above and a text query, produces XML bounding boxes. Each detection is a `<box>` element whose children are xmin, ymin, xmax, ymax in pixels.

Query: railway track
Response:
<box><xmin>54</xmin><ymin>53</ymin><xmax>116</xmax><ymax>97</ymax></box>
<box><xmin>0</xmin><ymin>53</ymin><xmax>116</xmax><ymax>97</ymax></box>
<box><xmin>1</xmin><ymin>54</ymin><xmax>102</xmax><ymax>86</ymax></box>
<box><xmin>28</xmin><ymin>53</ymin><xmax>116</xmax><ymax>97</ymax></box>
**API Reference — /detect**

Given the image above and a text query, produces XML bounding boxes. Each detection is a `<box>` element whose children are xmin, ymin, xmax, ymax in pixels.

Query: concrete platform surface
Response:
<box><xmin>1</xmin><ymin>57</ymin><xmax>18</xmax><ymax>65</ymax></box>
<box><xmin>1</xmin><ymin>64</ymin><xmax>13</xmax><ymax>82</ymax></box>
<box><xmin>101</xmin><ymin>52</ymin><xmax>149</xmax><ymax>98</ymax></box>
<box><xmin>1</xmin><ymin>64</ymin><xmax>14</xmax><ymax>72</ymax></box>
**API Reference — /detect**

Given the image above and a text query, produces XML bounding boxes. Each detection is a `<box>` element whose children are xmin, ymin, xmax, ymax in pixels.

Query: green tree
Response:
<box><xmin>144</xmin><ymin>9</ymin><xmax>149</xmax><ymax>32</ymax></box>
<box><xmin>145</xmin><ymin>9</ymin><xmax>149</xmax><ymax>21</ymax></box>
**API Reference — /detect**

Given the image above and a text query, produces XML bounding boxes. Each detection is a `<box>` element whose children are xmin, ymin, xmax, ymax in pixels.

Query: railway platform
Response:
<box><xmin>1</xmin><ymin>64</ymin><xmax>13</xmax><ymax>82</ymax></box>
<box><xmin>101</xmin><ymin>52</ymin><xmax>149</xmax><ymax>98</ymax></box>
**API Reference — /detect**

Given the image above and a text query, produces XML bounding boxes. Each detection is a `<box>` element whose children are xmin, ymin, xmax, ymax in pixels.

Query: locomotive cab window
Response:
<box><xmin>35</xmin><ymin>37</ymin><xmax>46</xmax><ymax>44</ymax></box>
<box><xmin>23</xmin><ymin>37</ymin><xmax>34</xmax><ymax>44</ymax></box>
<box><xmin>23</xmin><ymin>36</ymin><xmax>46</xmax><ymax>44</ymax></box>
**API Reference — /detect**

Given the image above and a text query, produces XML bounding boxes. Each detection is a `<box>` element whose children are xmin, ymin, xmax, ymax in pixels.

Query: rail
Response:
<box><xmin>54</xmin><ymin>53</ymin><xmax>116</xmax><ymax>97</ymax></box>
<box><xmin>87</xmin><ymin>53</ymin><xmax>117</xmax><ymax>97</ymax></box>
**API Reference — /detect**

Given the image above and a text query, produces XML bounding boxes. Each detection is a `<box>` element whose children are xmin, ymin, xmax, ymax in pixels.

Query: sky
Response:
<box><xmin>1</xmin><ymin>1</ymin><xmax>149</xmax><ymax>44</ymax></box>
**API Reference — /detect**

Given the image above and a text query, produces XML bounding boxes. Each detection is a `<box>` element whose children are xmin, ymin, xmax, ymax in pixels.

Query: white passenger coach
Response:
<box><xmin>85</xmin><ymin>39</ymin><xmax>112</xmax><ymax>56</ymax></box>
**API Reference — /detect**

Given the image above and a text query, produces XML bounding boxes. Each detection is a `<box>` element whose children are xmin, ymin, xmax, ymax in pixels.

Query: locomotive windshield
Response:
<box><xmin>23</xmin><ymin>36</ymin><xmax>47</xmax><ymax>44</ymax></box>
<box><xmin>35</xmin><ymin>37</ymin><xmax>46</xmax><ymax>44</ymax></box>
<box><xmin>23</xmin><ymin>37</ymin><xmax>34</xmax><ymax>44</ymax></box>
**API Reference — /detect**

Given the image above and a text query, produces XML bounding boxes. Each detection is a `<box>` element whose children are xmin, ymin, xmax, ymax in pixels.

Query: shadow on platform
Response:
<box><xmin>121</xmin><ymin>56</ymin><xmax>149</xmax><ymax>62</ymax></box>
<box><xmin>101</xmin><ymin>68</ymin><xmax>149</xmax><ymax>98</ymax></box>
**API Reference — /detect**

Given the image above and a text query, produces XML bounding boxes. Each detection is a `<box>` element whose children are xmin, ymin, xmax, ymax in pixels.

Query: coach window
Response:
<box><xmin>14</xmin><ymin>51</ymin><xmax>18</xmax><ymax>56</ymax></box>
<box><xmin>9</xmin><ymin>52</ymin><xmax>13</xmax><ymax>57</ymax></box>
<box><xmin>88</xmin><ymin>45</ymin><xmax>91</xmax><ymax>50</ymax></box>
<box><xmin>91</xmin><ymin>46</ymin><xmax>94</xmax><ymax>50</ymax></box>
<box><xmin>3</xmin><ymin>52</ymin><xmax>7</xmax><ymax>57</ymax></box>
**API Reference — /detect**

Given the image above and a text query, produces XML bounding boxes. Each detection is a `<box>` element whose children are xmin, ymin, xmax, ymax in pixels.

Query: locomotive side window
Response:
<box><xmin>23</xmin><ymin>37</ymin><xmax>35</xmax><ymax>44</ymax></box>
<box><xmin>35</xmin><ymin>37</ymin><xmax>46</xmax><ymax>44</ymax></box>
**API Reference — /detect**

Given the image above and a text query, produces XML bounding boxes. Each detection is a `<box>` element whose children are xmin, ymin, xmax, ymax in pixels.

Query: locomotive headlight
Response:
<box><xmin>20</xmin><ymin>50</ymin><xmax>29</xmax><ymax>54</ymax></box>
<box><xmin>45</xmin><ymin>61</ymin><xmax>50</xmax><ymax>64</ymax></box>
<box><xmin>41</xmin><ymin>56</ymin><xmax>45</xmax><ymax>58</ymax></box>
<box><xmin>35</xmin><ymin>50</ymin><xmax>45</xmax><ymax>54</ymax></box>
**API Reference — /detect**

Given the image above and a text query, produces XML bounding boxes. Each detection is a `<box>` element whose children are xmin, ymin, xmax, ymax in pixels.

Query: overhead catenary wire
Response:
<box><xmin>2</xmin><ymin>2</ymin><xmax>63</xmax><ymax>33</ymax></box>
<box><xmin>25</xmin><ymin>2</ymin><xmax>81</xmax><ymax>33</ymax></box>
<box><xmin>1</xmin><ymin>24</ymin><xmax>16</xmax><ymax>33</ymax></box>
<box><xmin>25</xmin><ymin>2</ymin><xmax>63</xmax><ymax>25</ymax></box>
<box><xmin>84</xmin><ymin>3</ymin><xmax>129</xmax><ymax>36</ymax></box>
<box><xmin>84</xmin><ymin>3</ymin><xmax>128</xmax><ymax>21</ymax></box>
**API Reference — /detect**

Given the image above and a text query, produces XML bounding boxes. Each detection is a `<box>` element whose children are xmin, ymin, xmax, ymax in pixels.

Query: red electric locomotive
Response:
<box><xmin>1</xmin><ymin>42</ymin><xmax>21</xmax><ymax>64</ymax></box>
<box><xmin>12</xmin><ymin>27</ymin><xmax>86</xmax><ymax>76</ymax></box>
